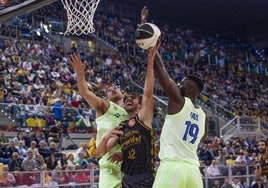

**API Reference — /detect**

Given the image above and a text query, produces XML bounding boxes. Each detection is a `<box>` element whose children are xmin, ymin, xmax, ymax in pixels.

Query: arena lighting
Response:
<box><xmin>43</xmin><ymin>24</ymin><xmax>49</xmax><ymax>33</ymax></box>
<box><xmin>35</xmin><ymin>29</ymin><xmax>41</xmax><ymax>36</ymax></box>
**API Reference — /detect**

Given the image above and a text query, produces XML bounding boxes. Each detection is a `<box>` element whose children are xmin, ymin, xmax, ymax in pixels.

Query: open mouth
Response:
<box><xmin>126</xmin><ymin>101</ymin><xmax>133</xmax><ymax>107</ymax></box>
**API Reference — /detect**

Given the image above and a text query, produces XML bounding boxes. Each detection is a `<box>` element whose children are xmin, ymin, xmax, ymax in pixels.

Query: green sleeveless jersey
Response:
<box><xmin>96</xmin><ymin>101</ymin><xmax>128</xmax><ymax>166</ymax></box>
<box><xmin>159</xmin><ymin>97</ymin><xmax>206</xmax><ymax>166</ymax></box>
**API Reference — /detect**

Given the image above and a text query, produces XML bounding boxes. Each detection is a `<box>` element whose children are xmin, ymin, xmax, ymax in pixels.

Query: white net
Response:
<box><xmin>61</xmin><ymin>0</ymin><xmax>100</xmax><ymax>35</ymax></box>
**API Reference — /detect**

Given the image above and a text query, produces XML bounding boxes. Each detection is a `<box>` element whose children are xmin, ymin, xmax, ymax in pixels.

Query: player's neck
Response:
<box><xmin>115</xmin><ymin>99</ymin><xmax>124</xmax><ymax>107</ymax></box>
<box><xmin>127</xmin><ymin>109</ymin><xmax>139</xmax><ymax>119</ymax></box>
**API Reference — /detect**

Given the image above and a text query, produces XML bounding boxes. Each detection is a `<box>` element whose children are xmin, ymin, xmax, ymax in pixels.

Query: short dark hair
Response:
<box><xmin>105</xmin><ymin>84</ymin><xmax>118</xmax><ymax>95</ymax></box>
<box><xmin>186</xmin><ymin>74</ymin><xmax>204</xmax><ymax>92</ymax></box>
<box><xmin>258</xmin><ymin>139</ymin><xmax>267</xmax><ymax>145</ymax></box>
<box><xmin>105</xmin><ymin>83</ymin><xmax>125</xmax><ymax>95</ymax></box>
<box><xmin>124</xmin><ymin>92</ymin><xmax>142</xmax><ymax>104</ymax></box>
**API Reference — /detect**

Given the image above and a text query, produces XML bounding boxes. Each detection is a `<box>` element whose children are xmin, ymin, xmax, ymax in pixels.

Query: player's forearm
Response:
<box><xmin>76</xmin><ymin>72</ymin><xmax>90</xmax><ymax>97</ymax></box>
<box><xmin>96</xmin><ymin>136</ymin><xmax>118</xmax><ymax>158</ymax></box>
<box><xmin>154</xmin><ymin>52</ymin><xmax>182</xmax><ymax>100</ymax></box>
<box><xmin>96</xmin><ymin>137</ymin><xmax>109</xmax><ymax>158</ymax></box>
<box><xmin>143</xmin><ymin>61</ymin><xmax>154</xmax><ymax>98</ymax></box>
<box><xmin>154</xmin><ymin>52</ymin><xmax>171</xmax><ymax>88</ymax></box>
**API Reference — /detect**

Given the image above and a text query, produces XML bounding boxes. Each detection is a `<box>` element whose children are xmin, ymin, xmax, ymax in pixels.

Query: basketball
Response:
<box><xmin>135</xmin><ymin>23</ymin><xmax>161</xmax><ymax>50</ymax></box>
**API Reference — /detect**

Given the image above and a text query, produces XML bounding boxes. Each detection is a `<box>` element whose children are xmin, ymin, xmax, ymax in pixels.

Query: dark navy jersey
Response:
<box><xmin>119</xmin><ymin>115</ymin><xmax>155</xmax><ymax>176</ymax></box>
<box><xmin>259</xmin><ymin>156</ymin><xmax>268</xmax><ymax>177</ymax></box>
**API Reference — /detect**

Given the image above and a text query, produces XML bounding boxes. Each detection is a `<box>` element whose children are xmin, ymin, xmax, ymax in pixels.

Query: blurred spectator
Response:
<box><xmin>87</xmin><ymin>152</ymin><xmax>99</xmax><ymax>179</ymax></box>
<box><xmin>13</xmin><ymin>131</ymin><xmax>25</xmax><ymax>147</ymax></box>
<box><xmin>23</xmin><ymin>129</ymin><xmax>33</xmax><ymax>148</ymax></box>
<box><xmin>88</xmin><ymin>134</ymin><xmax>97</xmax><ymax>158</ymax></box>
<box><xmin>43</xmin><ymin>169</ymin><xmax>58</xmax><ymax>188</ymax></box>
<box><xmin>76</xmin><ymin>152</ymin><xmax>89</xmax><ymax>169</ymax></box>
<box><xmin>220</xmin><ymin>177</ymin><xmax>232</xmax><ymax>188</ymax></box>
<box><xmin>75</xmin><ymin>143</ymin><xmax>89</xmax><ymax>160</ymax></box>
<box><xmin>48</xmin><ymin>120</ymin><xmax>62</xmax><ymax>144</ymax></box>
<box><xmin>47</xmin><ymin>142</ymin><xmax>61</xmax><ymax>158</ymax></box>
<box><xmin>0</xmin><ymin>165</ymin><xmax>16</xmax><ymax>187</ymax></box>
<box><xmin>73</xmin><ymin>165</ymin><xmax>90</xmax><ymax>184</ymax></box>
<box><xmin>232</xmin><ymin>160</ymin><xmax>247</xmax><ymax>176</ymax></box>
<box><xmin>38</xmin><ymin>140</ymin><xmax>51</xmax><ymax>160</ymax></box>
<box><xmin>231</xmin><ymin>177</ymin><xmax>241</xmax><ymax>188</ymax></box>
<box><xmin>51</xmin><ymin>166</ymin><xmax>65</xmax><ymax>184</ymax></box>
<box><xmin>8</xmin><ymin>152</ymin><xmax>23</xmax><ymax>171</ymax></box>
<box><xmin>222</xmin><ymin>142</ymin><xmax>235</xmax><ymax>160</ymax></box>
<box><xmin>66</xmin><ymin>153</ymin><xmax>77</xmax><ymax>170</ymax></box>
<box><xmin>57</xmin><ymin>153</ymin><xmax>68</xmax><ymax>170</ymax></box>
<box><xmin>16</xmin><ymin>140</ymin><xmax>27</xmax><ymax>158</ymax></box>
<box><xmin>21</xmin><ymin>150</ymin><xmax>36</xmax><ymax>171</ymax></box>
<box><xmin>31</xmin><ymin>130</ymin><xmax>44</xmax><ymax>146</ymax></box>
<box><xmin>46</xmin><ymin>153</ymin><xmax>58</xmax><ymax>170</ymax></box>
<box><xmin>0</xmin><ymin>130</ymin><xmax>9</xmax><ymax>147</ymax></box>
<box><xmin>206</xmin><ymin>160</ymin><xmax>222</xmax><ymax>177</ymax></box>
<box><xmin>5</xmin><ymin>140</ymin><xmax>18</xmax><ymax>160</ymax></box>
<box><xmin>239</xmin><ymin>177</ymin><xmax>248</xmax><ymax>188</ymax></box>
<box><xmin>250</xmin><ymin>176</ymin><xmax>265</xmax><ymax>188</ymax></box>
<box><xmin>211</xmin><ymin>179</ymin><xmax>221</xmax><ymax>188</ymax></box>
<box><xmin>198</xmin><ymin>144</ymin><xmax>214</xmax><ymax>165</ymax></box>
<box><xmin>52</xmin><ymin>98</ymin><xmax>63</xmax><ymax>122</ymax></box>
<box><xmin>27</xmin><ymin>140</ymin><xmax>39</xmax><ymax>159</ymax></box>
<box><xmin>35</xmin><ymin>154</ymin><xmax>47</xmax><ymax>171</ymax></box>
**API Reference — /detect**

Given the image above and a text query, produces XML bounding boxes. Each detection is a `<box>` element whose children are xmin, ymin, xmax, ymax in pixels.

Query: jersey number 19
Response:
<box><xmin>183</xmin><ymin>121</ymin><xmax>199</xmax><ymax>144</ymax></box>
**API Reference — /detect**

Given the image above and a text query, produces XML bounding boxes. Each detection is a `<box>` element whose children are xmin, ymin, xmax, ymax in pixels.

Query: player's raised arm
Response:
<box><xmin>70</xmin><ymin>53</ymin><xmax>108</xmax><ymax>117</ymax></box>
<box><xmin>138</xmin><ymin>44</ymin><xmax>158</xmax><ymax>128</ymax></box>
<box><xmin>154</xmin><ymin>51</ymin><xmax>184</xmax><ymax>114</ymax></box>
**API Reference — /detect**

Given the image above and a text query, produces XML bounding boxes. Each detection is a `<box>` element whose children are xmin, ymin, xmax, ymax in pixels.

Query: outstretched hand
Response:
<box><xmin>69</xmin><ymin>53</ymin><xmax>86</xmax><ymax>73</ymax></box>
<box><xmin>104</xmin><ymin>126</ymin><xmax>124</xmax><ymax>140</ymax></box>
<box><xmin>141</xmin><ymin>6</ymin><xmax>149</xmax><ymax>24</ymax></box>
<box><xmin>109</xmin><ymin>152</ymin><xmax>123</xmax><ymax>164</ymax></box>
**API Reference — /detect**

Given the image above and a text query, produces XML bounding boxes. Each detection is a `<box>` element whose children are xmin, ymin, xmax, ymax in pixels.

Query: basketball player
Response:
<box><xmin>138</xmin><ymin>5</ymin><xmax>207</xmax><ymax>187</ymax></box>
<box><xmin>152</xmin><ymin>44</ymin><xmax>208</xmax><ymax>187</ymax></box>
<box><xmin>96</xmin><ymin>44</ymin><xmax>159</xmax><ymax>188</ymax></box>
<box><xmin>70</xmin><ymin>53</ymin><xmax>128</xmax><ymax>188</ymax></box>
<box><xmin>256</xmin><ymin>139</ymin><xmax>268</xmax><ymax>185</ymax></box>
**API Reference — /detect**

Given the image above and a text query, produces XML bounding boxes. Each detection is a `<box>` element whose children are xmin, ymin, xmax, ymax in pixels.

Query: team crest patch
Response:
<box><xmin>114</xmin><ymin>106</ymin><xmax>118</xmax><ymax>110</ymax></box>
<box><xmin>128</xmin><ymin>119</ymin><xmax>136</xmax><ymax>127</ymax></box>
<box><xmin>115</xmin><ymin>113</ymin><xmax>121</xmax><ymax>118</ymax></box>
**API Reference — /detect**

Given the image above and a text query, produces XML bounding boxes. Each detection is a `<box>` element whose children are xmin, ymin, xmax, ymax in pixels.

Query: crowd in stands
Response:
<box><xmin>0</xmin><ymin>129</ymin><xmax>99</xmax><ymax>187</ymax></box>
<box><xmin>0</xmin><ymin>0</ymin><xmax>267</xmax><ymax>187</ymax></box>
<box><xmin>1</xmin><ymin>0</ymin><xmax>267</xmax><ymax>122</ymax></box>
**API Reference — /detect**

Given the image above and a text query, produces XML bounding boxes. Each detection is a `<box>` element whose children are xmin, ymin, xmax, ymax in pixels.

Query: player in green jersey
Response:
<box><xmin>70</xmin><ymin>54</ymin><xmax>128</xmax><ymax>188</ymax></box>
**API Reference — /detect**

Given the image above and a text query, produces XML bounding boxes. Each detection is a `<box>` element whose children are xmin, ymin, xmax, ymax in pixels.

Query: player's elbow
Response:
<box><xmin>95</xmin><ymin>149</ymin><xmax>102</xmax><ymax>158</ymax></box>
<box><xmin>95</xmin><ymin>148</ymin><xmax>106</xmax><ymax>158</ymax></box>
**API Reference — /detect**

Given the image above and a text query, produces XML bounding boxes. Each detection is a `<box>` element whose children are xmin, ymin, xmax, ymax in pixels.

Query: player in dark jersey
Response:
<box><xmin>118</xmin><ymin>108</ymin><xmax>155</xmax><ymax>188</ymax></box>
<box><xmin>96</xmin><ymin>44</ymin><xmax>159</xmax><ymax>188</ymax></box>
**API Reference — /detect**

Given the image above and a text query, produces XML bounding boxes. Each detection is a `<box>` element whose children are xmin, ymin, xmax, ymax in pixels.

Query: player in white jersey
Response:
<box><xmin>70</xmin><ymin>54</ymin><xmax>127</xmax><ymax>188</ymax></box>
<box><xmin>152</xmin><ymin>51</ymin><xmax>208</xmax><ymax>187</ymax></box>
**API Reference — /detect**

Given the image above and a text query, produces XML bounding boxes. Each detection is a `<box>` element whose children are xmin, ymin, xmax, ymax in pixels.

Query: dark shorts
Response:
<box><xmin>122</xmin><ymin>172</ymin><xmax>154</xmax><ymax>188</ymax></box>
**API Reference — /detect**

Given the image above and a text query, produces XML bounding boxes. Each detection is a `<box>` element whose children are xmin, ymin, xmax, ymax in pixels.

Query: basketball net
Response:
<box><xmin>61</xmin><ymin>0</ymin><xmax>100</xmax><ymax>35</ymax></box>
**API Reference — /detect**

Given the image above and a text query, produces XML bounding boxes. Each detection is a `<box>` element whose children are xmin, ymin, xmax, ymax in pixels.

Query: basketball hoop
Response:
<box><xmin>61</xmin><ymin>0</ymin><xmax>100</xmax><ymax>35</ymax></box>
